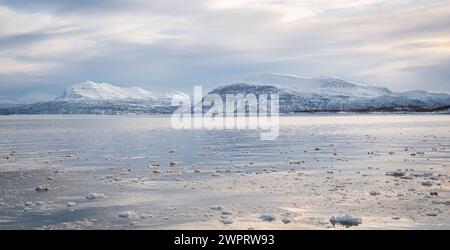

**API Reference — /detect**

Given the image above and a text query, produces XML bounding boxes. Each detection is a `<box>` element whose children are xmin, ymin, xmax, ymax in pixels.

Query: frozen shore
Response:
<box><xmin>0</xmin><ymin>115</ymin><xmax>449</xmax><ymax>229</ymax></box>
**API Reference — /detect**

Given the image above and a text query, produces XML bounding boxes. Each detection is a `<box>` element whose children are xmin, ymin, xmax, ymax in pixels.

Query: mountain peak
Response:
<box><xmin>55</xmin><ymin>80</ymin><xmax>191</xmax><ymax>107</ymax></box>
<box><xmin>56</xmin><ymin>80</ymin><xmax>154</xmax><ymax>101</ymax></box>
<box><xmin>243</xmin><ymin>73</ymin><xmax>392</xmax><ymax>98</ymax></box>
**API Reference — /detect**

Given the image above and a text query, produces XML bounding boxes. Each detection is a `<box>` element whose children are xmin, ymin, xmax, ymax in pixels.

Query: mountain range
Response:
<box><xmin>1</xmin><ymin>74</ymin><xmax>449</xmax><ymax>114</ymax></box>
<box><xmin>211</xmin><ymin>74</ymin><xmax>450</xmax><ymax>112</ymax></box>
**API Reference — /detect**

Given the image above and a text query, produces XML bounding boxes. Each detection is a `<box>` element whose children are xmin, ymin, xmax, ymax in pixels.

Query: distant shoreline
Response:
<box><xmin>0</xmin><ymin>110</ymin><xmax>449</xmax><ymax>116</ymax></box>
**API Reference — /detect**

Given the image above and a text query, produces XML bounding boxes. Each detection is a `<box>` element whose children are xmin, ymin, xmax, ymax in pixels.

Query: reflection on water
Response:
<box><xmin>0</xmin><ymin>114</ymin><xmax>449</xmax><ymax>229</ymax></box>
<box><xmin>1</xmin><ymin>114</ymin><xmax>449</xmax><ymax>175</ymax></box>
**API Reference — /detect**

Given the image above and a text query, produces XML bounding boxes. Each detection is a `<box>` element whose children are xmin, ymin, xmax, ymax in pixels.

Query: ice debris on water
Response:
<box><xmin>66</xmin><ymin>201</ymin><xmax>76</xmax><ymax>207</ymax></box>
<box><xmin>329</xmin><ymin>215</ymin><xmax>362</xmax><ymax>228</ymax></box>
<box><xmin>86</xmin><ymin>193</ymin><xmax>105</xmax><ymax>200</ymax></box>
<box><xmin>118</xmin><ymin>211</ymin><xmax>138</xmax><ymax>219</ymax></box>
<box><xmin>140</xmin><ymin>213</ymin><xmax>153</xmax><ymax>219</ymax></box>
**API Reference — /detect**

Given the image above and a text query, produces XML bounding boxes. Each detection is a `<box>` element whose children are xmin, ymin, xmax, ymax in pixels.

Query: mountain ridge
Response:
<box><xmin>209</xmin><ymin>73</ymin><xmax>450</xmax><ymax>112</ymax></box>
<box><xmin>56</xmin><ymin>80</ymin><xmax>190</xmax><ymax>103</ymax></box>
<box><xmin>1</xmin><ymin>75</ymin><xmax>450</xmax><ymax>114</ymax></box>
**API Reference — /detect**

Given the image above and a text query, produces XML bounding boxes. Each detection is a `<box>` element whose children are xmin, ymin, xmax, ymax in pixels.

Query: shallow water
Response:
<box><xmin>0</xmin><ymin>114</ymin><xmax>449</xmax><ymax>229</ymax></box>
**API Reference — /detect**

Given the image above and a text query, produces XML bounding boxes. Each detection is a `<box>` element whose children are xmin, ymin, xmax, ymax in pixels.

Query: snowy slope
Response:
<box><xmin>0</xmin><ymin>81</ymin><xmax>191</xmax><ymax>115</ymax></box>
<box><xmin>56</xmin><ymin>81</ymin><xmax>190</xmax><ymax>105</ymax></box>
<box><xmin>244</xmin><ymin>73</ymin><xmax>391</xmax><ymax>98</ymax></box>
<box><xmin>209</xmin><ymin>74</ymin><xmax>450</xmax><ymax>112</ymax></box>
<box><xmin>395</xmin><ymin>90</ymin><xmax>450</xmax><ymax>107</ymax></box>
<box><xmin>57</xmin><ymin>81</ymin><xmax>153</xmax><ymax>101</ymax></box>
<box><xmin>2</xmin><ymin>76</ymin><xmax>450</xmax><ymax>114</ymax></box>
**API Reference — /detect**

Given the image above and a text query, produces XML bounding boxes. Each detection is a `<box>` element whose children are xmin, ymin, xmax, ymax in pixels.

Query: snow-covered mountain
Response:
<box><xmin>209</xmin><ymin>74</ymin><xmax>450</xmax><ymax>112</ymax></box>
<box><xmin>0</xmin><ymin>81</ymin><xmax>190</xmax><ymax>115</ymax></box>
<box><xmin>1</xmin><ymin>75</ymin><xmax>449</xmax><ymax>115</ymax></box>
<box><xmin>244</xmin><ymin>73</ymin><xmax>392</xmax><ymax>98</ymax></box>
<box><xmin>56</xmin><ymin>81</ymin><xmax>189</xmax><ymax>105</ymax></box>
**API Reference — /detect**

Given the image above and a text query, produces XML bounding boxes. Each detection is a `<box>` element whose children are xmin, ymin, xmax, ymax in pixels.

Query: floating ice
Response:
<box><xmin>66</xmin><ymin>201</ymin><xmax>76</xmax><ymax>207</ymax></box>
<box><xmin>118</xmin><ymin>211</ymin><xmax>138</xmax><ymax>219</ymax></box>
<box><xmin>86</xmin><ymin>193</ymin><xmax>105</xmax><ymax>200</ymax></box>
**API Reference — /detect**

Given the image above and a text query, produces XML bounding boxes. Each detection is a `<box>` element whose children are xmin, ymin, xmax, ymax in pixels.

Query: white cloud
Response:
<box><xmin>0</xmin><ymin>0</ymin><xmax>449</xmax><ymax>94</ymax></box>
<box><xmin>0</xmin><ymin>57</ymin><xmax>56</xmax><ymax>74</ymax></box>
<box><xmin>0</xmin><ymin>6</ymin><xmax>56</xmax><ymax>37</ymax></box>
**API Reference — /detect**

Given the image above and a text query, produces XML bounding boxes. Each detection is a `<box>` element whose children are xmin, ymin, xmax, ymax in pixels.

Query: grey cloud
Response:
<box><xmin>0</xmin><ymin>0</ymin><xmax>209</xmax><ymax>16</ymax></box>
<box><xmin>0</xmin><ymin>0</ymin><xmax>449</xmax><ymax>97</ymax></box>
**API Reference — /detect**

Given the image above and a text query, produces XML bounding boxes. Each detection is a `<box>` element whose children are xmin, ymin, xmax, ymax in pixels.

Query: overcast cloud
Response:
<box><xmin>0</xmin><ymin>0</ymin><xmax>449</xmax><ymax>97</ymax></box>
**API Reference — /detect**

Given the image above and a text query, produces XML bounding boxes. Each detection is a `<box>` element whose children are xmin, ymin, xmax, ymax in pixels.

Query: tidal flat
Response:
<box><xmin>0</xmin><ymin>114</ymin><xmax>449</xmax><ymax>229</ymax></box>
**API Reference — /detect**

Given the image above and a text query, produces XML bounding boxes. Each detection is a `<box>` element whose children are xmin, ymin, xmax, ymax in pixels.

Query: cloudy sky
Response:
<box><xmin>0</xmin><ymin>0</ymin><xmax>449</xmax><ymax>98</ymax></box>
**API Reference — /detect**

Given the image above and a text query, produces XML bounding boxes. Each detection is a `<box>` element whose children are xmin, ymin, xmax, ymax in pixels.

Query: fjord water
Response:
<box><xmin>0</xmin><ymin>114</ymin><xmax>449</xmax><ymax>229</ymax></box>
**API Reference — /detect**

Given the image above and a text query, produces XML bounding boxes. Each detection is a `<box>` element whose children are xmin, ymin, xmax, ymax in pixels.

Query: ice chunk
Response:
<box><xmin>66</xmin><ymin>201</ymin><xmax>76</xmax><ymax>207</ymax></box>
<box><xmin>86</xmin><ymin>193</ymin><xmax>105</xmax><ymax>200</ymax></box>
<box><xmin>118</xmin><ymin>211</ymin><xmax>138</xmax><ymax>219</ymax></box>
